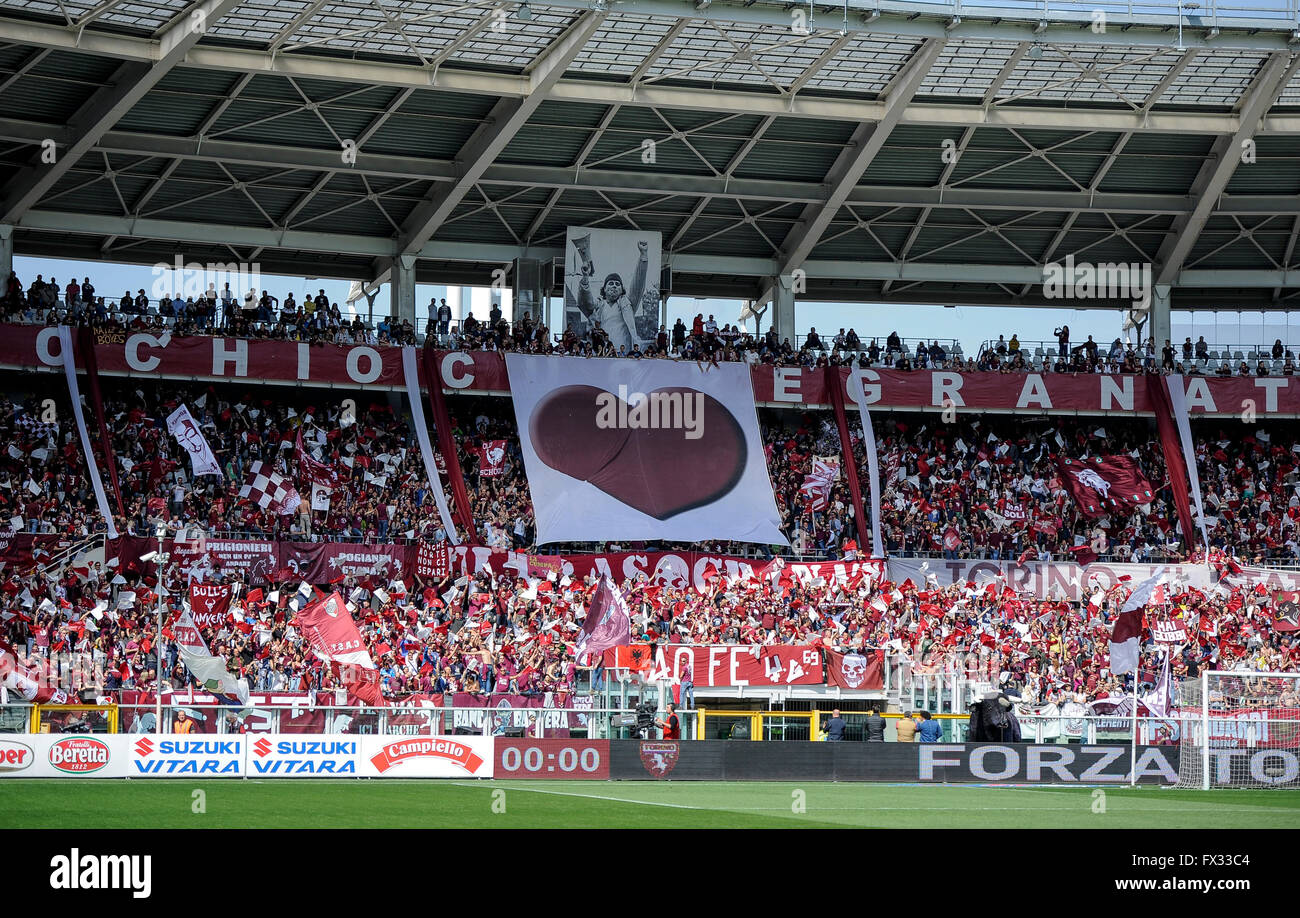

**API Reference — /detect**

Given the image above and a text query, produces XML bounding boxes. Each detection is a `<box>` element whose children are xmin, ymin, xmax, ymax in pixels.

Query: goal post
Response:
<box><xmin>1175</xmin><ymin>670</ymin><xmax>1300</xmax><ymax>790</ymax></box>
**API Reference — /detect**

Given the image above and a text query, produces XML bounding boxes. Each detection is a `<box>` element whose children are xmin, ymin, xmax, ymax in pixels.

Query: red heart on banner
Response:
<box><xmin>529</xmin><ymin>384</ymin><xmax>746</xmax><ymax>519</ymax></box>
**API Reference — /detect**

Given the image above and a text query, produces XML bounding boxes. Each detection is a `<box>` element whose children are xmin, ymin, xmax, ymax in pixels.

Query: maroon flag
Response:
<box><xmin>825</xmin><ymin>648</ymin><xmax>884</xmax><ymax>690</ymax></box>
<box><xmin>576</xmin><ymin>576</ymin><xmax>631</xmax><ymax>662</ymax></box>
<box><xmin>238</xmin><ymin>461</ymin><xmax>302</xmax><ymax>515</ymax></box>
<box><xmin>295</xmin><ymin>430</ymin><xmax>343</xmax><ymax>489</ymax></box>
<box><xmin>474</xmin><ymin>440</ymin><xmax>508</xmax><ymax>478</ymax></box>
<box><xmin>1056</xmin><ymin>455</ymin><xmax>1154</xmax><ymax>518</ymax></box>
<box><xmin>1273</xmin><ymin>590</ymin><xmax>1300</xmax><ymax>632</ymax></box>
<box><xmin>189</xmin><ymin>582</ymin><xmax>233</xmax><ymax>629</ymax></box>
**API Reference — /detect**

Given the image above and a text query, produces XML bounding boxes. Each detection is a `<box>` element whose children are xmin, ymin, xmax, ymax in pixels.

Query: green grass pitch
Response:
<box><xmin>2</xmin><ymin>780</ymin><xmax>1299</xmax><ymax>828</ymax></box>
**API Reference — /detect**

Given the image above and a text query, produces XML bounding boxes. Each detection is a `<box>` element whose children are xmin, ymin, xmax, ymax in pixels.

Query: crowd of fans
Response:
<box><xmin>5</xmin><ymin>374</ymin><xmax>1300</xmax><ymax>566</ymax></box>
<box><xmin>2</xmin><ymin>268</ymin><xmax>1299</xmax><ymax>715</ymax></box>
<box><xmin>3</xmin><ymin>532</ymin><xmax>1297</xmax><ymax>713</ymax></box>
<box><xmin>7</xmin><ymin>268</ymin><xmax>1295</xmax><ymax>376</ymax></box>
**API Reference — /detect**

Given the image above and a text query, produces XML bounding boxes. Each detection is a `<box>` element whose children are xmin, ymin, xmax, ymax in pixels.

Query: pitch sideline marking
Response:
<box><xmin>449</xmin><ymin>782</ymin><xmax>708</xmax><ymax>810</ymax></box>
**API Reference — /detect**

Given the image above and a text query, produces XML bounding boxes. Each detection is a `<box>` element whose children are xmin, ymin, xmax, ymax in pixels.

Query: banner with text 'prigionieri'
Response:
<box><xmin>506</xmin><ymin>355</ymin><xmax>788</xmax><ymax>546</ymax></box>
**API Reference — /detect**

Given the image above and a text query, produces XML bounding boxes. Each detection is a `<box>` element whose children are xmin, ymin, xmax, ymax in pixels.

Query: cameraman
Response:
<box><xmin>656</xmin><ymin>703</ymin><xmax>681</xmax><ymax>740</ymax></box>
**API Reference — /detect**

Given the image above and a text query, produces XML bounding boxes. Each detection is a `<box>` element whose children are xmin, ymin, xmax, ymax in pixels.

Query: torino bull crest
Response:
<box><xmin>505</xmin><ymin>355</ymin><xmax>788</xmax><ymax>546</ymax></box>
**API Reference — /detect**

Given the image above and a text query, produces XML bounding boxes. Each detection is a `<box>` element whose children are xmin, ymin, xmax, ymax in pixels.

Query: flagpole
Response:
<box><xmin>1130</xmin><ymin>647</ymin><xmax>1139</xmax><ymax>787</ymax></box>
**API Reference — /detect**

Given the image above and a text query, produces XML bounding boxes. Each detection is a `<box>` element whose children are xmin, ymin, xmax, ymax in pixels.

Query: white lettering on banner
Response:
<box><xmin>36</xmin><ymin>327</ymin><xmax>61</xmax><ymax>366</ymax></box>
<box><xmin>1183</xmin><ymin>376</ymin><xmax>1216</xmax><ymax>412</ymax></box>
<box><xmin>346</xmin><ymin>346</ymin><xmax>382</xmax><ymax>384</ymax></box>
<box><xmin>772</xmin><ymin>367</ymin><xmax>802</xmax><ymax>403</ymax></box>
<box><xmin>970</xmin><ymin>745</ymin><xmax>1018</xmax><ymax>780</ymax></box>
<box><xmin>1026</xmin><ymin>746</ymin><xmax>1074</xmax><ymax>782</ymax></box>
<box><xmin>709</xmin><ymin>647</ymin><xmax>726</xmax><ymax>685</ymax></box>
<box><xmin>918</xmin><ymin>745</ymin><xmax>964</xmax><ymax>780</ymax></box>
<box><xmin>919</xmin><ymin>744</ymin><xmax>1180</xmax><ymax>784</ymax></box>
<box><xmin>1254</xmin><ymin>377</ymin><xmax>1287</xmax><ymax>413</ymax></box>
<box><xmin>1100</xmin><ymin>375</ymin><xmax>1133</xmax><ymax>411</ymax></box>
<box><xmin>297</xmin><ymin>342</ymin><xmax>310</xmax><ymax>380</ymax></box>
<box><xmin>125</xmin><ymin>334</ymin><xmax>163</xmax><ymax>372</ymax></box>
<box><xmin>441</xmin><ymin>352</ymin><xmax>475</xmax><ymax>389</ymax></box>
<box><xmin>846</xmin><ymin>368</ymin><xmax>880</xmax><ymax>406</ymax></box>
<box><xmin>212</xmin><ymin>338</ymin><xmax>247</xmax><ymax>377</ymax></box>
<box><xmin>933</xmin><ymin>372</ymin><xmax>964</xmax><ymax>407</ymax></box>
<box><xmin>730</xmin><ymin>650</ymin><xmax>749</xmax><ymax>687</ymax></box>
<box><xmin>1017</xmin><ymin>374</ymin><xmax>1052</xmax><ymax>409</ymax></box>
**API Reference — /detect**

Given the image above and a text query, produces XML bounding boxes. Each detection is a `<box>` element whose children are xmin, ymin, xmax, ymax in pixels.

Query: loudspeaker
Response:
<box><xmin>453</xmin><ymin>726</ymin><xmax>478</xmax><ymax>736</ymax></box>
<box><xmin>501</xmin><ymin>727</ymin><xmax>527</xmax><ymax>738</ymax></box>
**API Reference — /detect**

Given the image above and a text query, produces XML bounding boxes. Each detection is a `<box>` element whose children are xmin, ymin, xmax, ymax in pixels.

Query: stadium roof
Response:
<box><xmin>2</xmin><ymin>0</ymin><xmax>1300</xmax><ymax>310</ymax></box>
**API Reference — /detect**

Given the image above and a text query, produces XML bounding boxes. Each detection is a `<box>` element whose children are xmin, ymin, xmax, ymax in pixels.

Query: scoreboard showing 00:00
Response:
<box><xmin>495</xmin><ymin>740</ymin><xmax>609</xmax><ymax>779</ymax></box>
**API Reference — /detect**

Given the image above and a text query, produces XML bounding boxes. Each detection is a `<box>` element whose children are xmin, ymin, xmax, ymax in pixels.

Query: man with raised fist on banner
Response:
<box><xmin>575</xmin><ymin>240</ymin><xmax>648</xmax><ymax>352</ymax></box>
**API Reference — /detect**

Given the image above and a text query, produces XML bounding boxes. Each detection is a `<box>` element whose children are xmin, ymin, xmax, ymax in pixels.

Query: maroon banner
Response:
<box><xmin>414</xmin><ymin>542</ymin><xmax>451</xmax><ymax>580</ymax></box>
<box><xmin>825</xmin><ymin>365</ymin><xmax>870</xmax><ymax>551</ymax></box>
<box><xmin>0</xmin><ymin>533</ymin><xmax>73</xmax><ymax>569</ymax></box>
<box><xmin>7</xmin><ymin>326</ymin><xmax>1300</xmax><ymax>416</ymax></box>
<box><xmin>650</xmin><ymin>644</ymin><xmax>824</xmax><ymax>687</ymax></box>
<box><xmin>422</xmin><ymin>345</ymin><xmax>474</xmax><ymax>533</ymax></box>
<box><xmin>188</xmin><ymin>583</ymin><xmax>233</xmax><ymax>629</ymax></box>
<box><xmin>448</xmin><ymin>692</ymin><xmax>576</xmax><ymax>738</ymax></box>
<box><xmin>280</xmin><ymin>541</ymin><xmax>410</xmax><ymax>584</ymax></box>
<box><xmin>825</xmin><ymin>648</ymin><xmax>885</xmax><ymax>690</ymax></box>
<box><xmin>115</xmin><ymin>535</ymin><xmax>281</xmax><ymax>585</ymax></box>
<box><xmin>457</xmin><ymin>547</ymin><xmax>884</xmax><ymax>593</ymax></box>
<box><xmin>429</xmin><ymin>351</ymin><xmax>1300</xmax><ymax>416</ymax></box>
<box><xmin>494</xmin><ymin>738</ymin><xmax>609</xmax><ymax>778</ymax></box>
<box><xmin>75</xmin><ymin>326</ymin><xmax>126</xmax><ymax>519</ymax></box>
<box><xmin>1147</xmin><ymin>375</ymin><xmax>1197</xmax><ymax>552</ymax></box>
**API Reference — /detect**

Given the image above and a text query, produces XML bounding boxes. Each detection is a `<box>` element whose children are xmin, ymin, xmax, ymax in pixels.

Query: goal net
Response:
<box><xmin>1175</xmin><ymin>671</ymin><xmax>1300</xmax><ymax>789</ymax></box>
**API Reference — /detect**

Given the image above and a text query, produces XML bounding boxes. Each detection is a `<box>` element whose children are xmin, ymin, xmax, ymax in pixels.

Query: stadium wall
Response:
<box><xmin>4</xmin><ymin>735</ymin><xmax>1297</xmax><ymax>786</ymax></box>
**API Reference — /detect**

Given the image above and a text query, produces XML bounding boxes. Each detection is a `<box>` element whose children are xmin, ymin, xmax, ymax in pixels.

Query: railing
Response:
<box><xmin>33</xmin><ymin>533</ymin><xmax>105</xmax><ymax>576</ymax></box>
<box><xmin>891</xmin><ymin>0</ymin><xmax>1300</xmax><ymax>27</ymax></box>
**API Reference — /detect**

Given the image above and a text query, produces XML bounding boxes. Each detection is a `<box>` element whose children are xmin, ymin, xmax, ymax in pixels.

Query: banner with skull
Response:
<box><xmin>825</xmin><ymin>648</ymin><xmax>885</xmax><ymax>690</ymax></box>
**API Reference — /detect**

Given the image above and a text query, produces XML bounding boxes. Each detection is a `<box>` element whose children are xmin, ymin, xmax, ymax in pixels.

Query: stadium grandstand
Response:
<box><xmin>1</xmin><ymin>0</ymin><xmax>1300</xmax><ymax>830</ymax></box>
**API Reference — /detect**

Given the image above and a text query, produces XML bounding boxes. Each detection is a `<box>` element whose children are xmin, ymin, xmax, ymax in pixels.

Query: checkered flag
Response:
<box><xmin>238</xmin><ymin>461</ymin><xmax>302</xmax><ymax>515</ymax></box>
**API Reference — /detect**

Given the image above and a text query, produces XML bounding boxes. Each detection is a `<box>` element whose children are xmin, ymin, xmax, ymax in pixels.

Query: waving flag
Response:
<box><xmin>238</xmin><ymin>461</ymin><xmax>302</xmax><ymax>515</ymax></box>
<box><xmin>799</xmin><ymin>456</ymin><xmax>839</xmax><ymax>512</ymax></box>
<box><xmin>1109</xmin><ymin>572</ymin><xmax>1162</xmax><ymax>674</ymax></box>
<box><xmin>1056</xmin><ymin>455</ymin><xmax>1154</xmax><ymax>517</ymax></box>
<box><xmin>166</xmin><ymin>404</ymin><xmax>222</xmax><ymax>478</ymax></box>
<box><xmin>294</xmin><ymin>429</ymin><xmax>343</xmax><ymax>489</ymax></box>
<box><xmin>172</xmin><ymin>607</ymin><xmax>249</xmax><ymax>704</ymax></box>
<box><xmin>576</xmin><ymin>576</ymin><xmax>632</xmax><ymax>663</ymax></box>
<box><xmin>295</xmin><ymin>591</ymin><xmax>382</xmax><ymax>705</ymax></box>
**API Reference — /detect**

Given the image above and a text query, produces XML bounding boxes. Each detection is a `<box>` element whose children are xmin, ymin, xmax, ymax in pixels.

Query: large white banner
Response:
<box><xmin>166</xmin><ymin>404</ymin><xmax>221</xmax><ymax>478</ymax></box>
<box><xmin>887</xmin><ymin>557</ymin><xmax>1213</xmax><ymax>601</ymax></box>
<box><xmin>563</xmin><ymin>226</ymin><xmax>661</xmax><ymax>352</ymax></box>
<box><xmin>506</xmin><ymin>355</ymin><xmax>788</xmax><ymax>545</ymax></box>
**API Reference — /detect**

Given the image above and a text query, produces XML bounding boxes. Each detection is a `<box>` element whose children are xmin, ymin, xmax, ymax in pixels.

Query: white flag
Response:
<box><xmin>167</xmin><ymin>405</ymin><xmax>222</xmax><ymax>478</ymax></box>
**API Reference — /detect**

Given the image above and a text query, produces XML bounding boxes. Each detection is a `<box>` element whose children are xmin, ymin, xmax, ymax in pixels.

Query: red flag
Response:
<box><xmin>294</xmin><ymin>591</ymin><xmax>382</xmax><ymax>705</ymax></box>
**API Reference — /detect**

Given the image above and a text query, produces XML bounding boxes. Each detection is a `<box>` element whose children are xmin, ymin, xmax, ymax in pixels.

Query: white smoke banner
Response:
<box><xmin>563</xmin><ymin>226</ymin><xmax>661</xmax><ymax>352</ymax></box>
<box><xmin>505</xmin><ymin>354</ymin><xmax>788</xmax><ymax>546</ymax></box>
<box><xmin>166</xmin><ymin>404</ymin><xmax>222</xmax><ymax>478</ymax></box>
